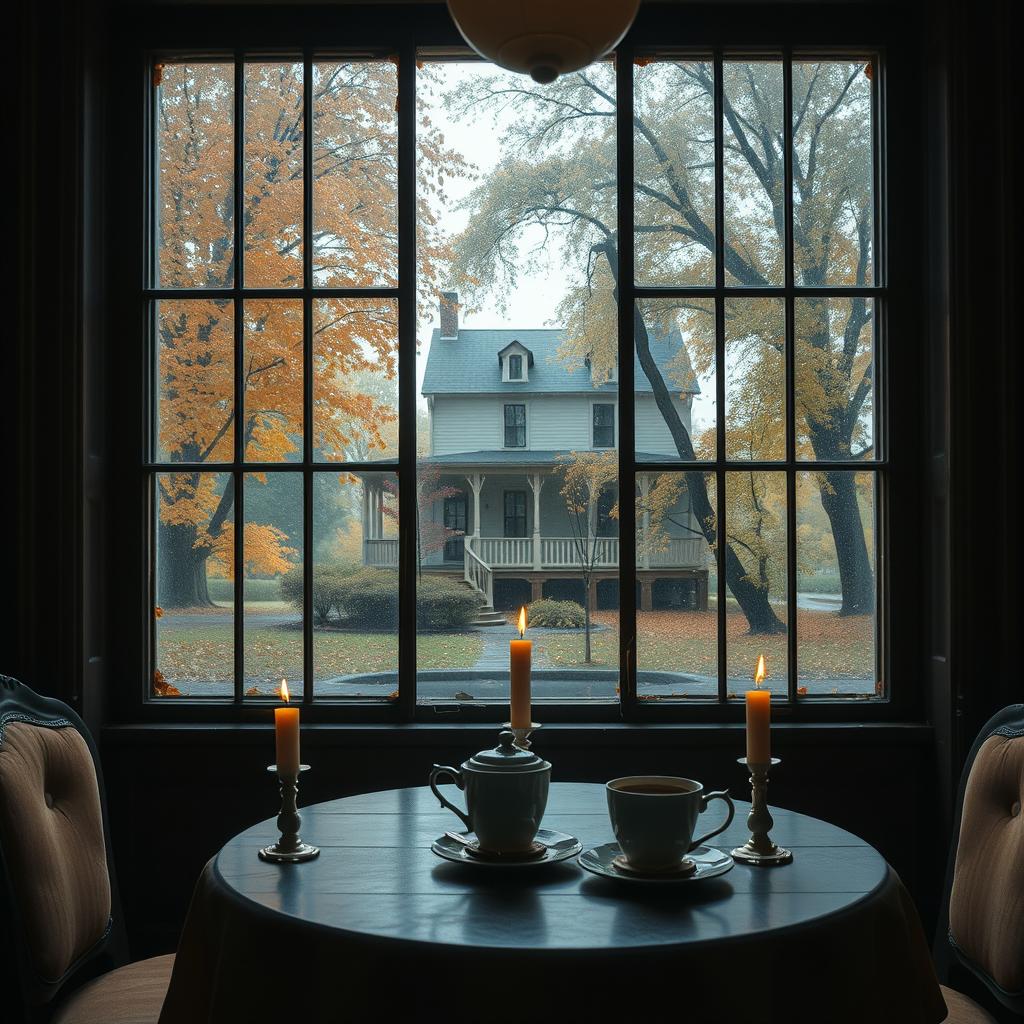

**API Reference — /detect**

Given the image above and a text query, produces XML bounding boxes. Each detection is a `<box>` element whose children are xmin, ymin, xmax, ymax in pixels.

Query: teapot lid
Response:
<box><xmin>468</xmin><ymin>730</ymin><xmax>545</xmax><ymax>772</ymax></box>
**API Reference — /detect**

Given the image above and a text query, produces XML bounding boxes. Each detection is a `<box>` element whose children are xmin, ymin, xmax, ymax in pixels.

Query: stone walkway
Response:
<box><xmin>471</xmin><ymin>622</ymin><xmax>550</xmax><ymax>670</ymax></box>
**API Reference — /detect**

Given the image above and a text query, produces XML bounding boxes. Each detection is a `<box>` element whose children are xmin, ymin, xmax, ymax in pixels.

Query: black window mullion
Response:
<box><xmin>616</xmin><ymin>42</ymin><xmax>637</xmax><ymax>717</ymax></box>
<box><xmin>713</xmin><ymin>52</ymin><xmax>727</xmax><ymax>705</ymax></box>
<box><xmin>232</xmin><ymin>54</ymin><xmax>245</xmax><ymax>707</ymax></box>
<box><xmin>302</xmin><ymin>51</ymin><xmax>314</xmax><ymax>707</ymax></box>
<box><xmin>783</xmin><ymin>51</ymin><xmax>798</xmax><ymax>705</ymax></box>
<box><xmin>396</xmin><ymin>36</ymin><xmax>417</xmax><ymax>722</ymax></box>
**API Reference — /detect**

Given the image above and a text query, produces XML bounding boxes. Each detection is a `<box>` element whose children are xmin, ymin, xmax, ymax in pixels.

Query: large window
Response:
<box><xmin>143</xmin><ymin>30</ymin><xmax>886</xmax><ymax>720</ymax></box>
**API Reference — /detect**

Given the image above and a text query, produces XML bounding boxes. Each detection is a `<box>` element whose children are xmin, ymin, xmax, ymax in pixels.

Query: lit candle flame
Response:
<box><xmin>517</xmin><ymin>606</ymin><xmax>527</xmax><ymax>638</ymax></box>
<box><xmin>280</xmin><ymin>679</ymin><xmax>290</xmax><ymax>703</ymax></box>
<box><xmin>754</xmin><ymin>655</ymin><xmax>766</xmax><ymax>688</ymax></box>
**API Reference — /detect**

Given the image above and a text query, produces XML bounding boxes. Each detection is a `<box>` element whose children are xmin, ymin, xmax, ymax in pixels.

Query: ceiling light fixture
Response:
<box><xmin>446</xmin><ymin>0</ymin><xmax>641</xmax><ymax>84</ymax></box>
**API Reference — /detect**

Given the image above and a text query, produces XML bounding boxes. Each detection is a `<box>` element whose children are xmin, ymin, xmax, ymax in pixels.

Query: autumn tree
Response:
<box><xmin>447</xmin><ymin>60</ymin><xmax>875</xmax><ymax>632</ymax></box>
<box><xmin>156</xmin><ymin>61</ymin><xmax>460</xmax><ymax>606</ymax></box>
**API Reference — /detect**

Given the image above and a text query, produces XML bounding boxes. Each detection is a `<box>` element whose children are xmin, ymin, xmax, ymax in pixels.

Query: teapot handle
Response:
<box><xmin>429</xmin><ymin>764</ymin><xmax>472</xmax><ymax>833</ymax></box>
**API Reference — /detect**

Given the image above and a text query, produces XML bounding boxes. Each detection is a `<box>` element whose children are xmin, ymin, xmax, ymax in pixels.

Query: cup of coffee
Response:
<box><xmin>606</xmin><ymin>776</ymin><xmax>735</xmax><ymax>873</ymax></box>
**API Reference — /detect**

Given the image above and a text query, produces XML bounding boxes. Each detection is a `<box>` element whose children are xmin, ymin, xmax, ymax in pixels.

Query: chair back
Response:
<box><xmin>0</xmin><ymin>675</ymin><xmax>125</xmax><ymax>1021</ymax></box>
<box><xmin>940</xmin><ymin>703</ymin><xmax>1024</xmax><ymax>1015</ymax></box>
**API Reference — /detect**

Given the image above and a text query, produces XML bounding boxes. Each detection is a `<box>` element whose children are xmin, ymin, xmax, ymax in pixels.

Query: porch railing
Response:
<box><xmin>540</xmin><ymin>537</ymin><xmax>619</xmax><ymax>568</ymax></box>
<box><xmin>475</xmin><ymin>536</ymin><xmax>533</xmax><ymax>568</ymax></box>
<box><xmin>645</xmin><ymin>538</ymin><xmax>707</xmax><ymax>568</ymax></box>
<box><xmin>464</xmin><ymin>542</ymin><xmax>494</xmax><ymax>606</ymax></box>
<box><xmin>364</xmin><ymin>538</ymin><xmax>399</xmax><ymax>567</ymax></box>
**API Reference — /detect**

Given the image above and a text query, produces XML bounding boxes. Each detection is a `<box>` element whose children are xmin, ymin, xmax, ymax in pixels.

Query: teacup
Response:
<box><xmin>606</xmin><ymin>776</ymin><xmax>735</xmax><ymax>873</ymax></box>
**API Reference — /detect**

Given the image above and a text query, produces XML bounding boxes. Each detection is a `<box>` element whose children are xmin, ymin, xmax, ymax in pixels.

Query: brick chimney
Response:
<box><xmin>439</xmin><ymin>291</ymin><xmax>459</xmax><ymax>340</ymax></box>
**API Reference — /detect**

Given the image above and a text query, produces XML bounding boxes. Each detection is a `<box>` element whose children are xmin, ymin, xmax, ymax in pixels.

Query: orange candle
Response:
<box><xmin>510</xmin><ymin>606</ymin><xmax>532</xmax><ymax>728</ymax></box>
<box><xmin>745</xmin><ymin>655</ymin><xmax>771</xmax><ymax>764</ymax></box>
<box><xmin>275</xmin><ymin>679</ymin><xmax>300</xmax><ymax>776</ymax></box>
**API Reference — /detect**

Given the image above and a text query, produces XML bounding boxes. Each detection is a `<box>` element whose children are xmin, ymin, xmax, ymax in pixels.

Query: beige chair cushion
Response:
<box><xmin>949</xmin><ymin>732</ymin><xmax>1024</xmax><ymax>993</ymax></box>
<box><xmin>939</xmin><ymin>985</ymin><xmax>997</xmax><ymax>1023</ymax></box>
<box><xmin>0</xmin><ymin>721</ymin><xmax>111</xmax><ymax>982</ymax></box>
<box><xmin>52</xmin><ymin>953</ymin><xmax>175</xmax><ymax>1024</ymax></box>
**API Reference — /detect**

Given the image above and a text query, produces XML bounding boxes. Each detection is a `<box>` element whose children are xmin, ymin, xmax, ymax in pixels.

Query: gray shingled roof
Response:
<box><xmin>421</xmin><ymin>450</ymin><xmax>681</xmax><ymax>466</ymax></box>
<box><xmin>421</xmin><ymin>326</ymin><xmax>699</xmax><ymax>397</ymax></box>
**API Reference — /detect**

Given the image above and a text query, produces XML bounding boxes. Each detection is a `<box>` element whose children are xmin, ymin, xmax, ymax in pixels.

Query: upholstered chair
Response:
<box><xmin>0</xmin><ymin>675</ymin><xmax>174</xmax><ymax>1023</ymax></box>
<box><xmin>935</xmin><ymin>704</ymin><xmax>1024</xmax><ymax>1024</ymax></box>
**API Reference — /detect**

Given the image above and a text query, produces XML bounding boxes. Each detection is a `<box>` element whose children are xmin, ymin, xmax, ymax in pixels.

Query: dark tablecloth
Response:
<box><xmin>159</xmin><ymin>785</ymin><xmax>946</xmax><ymax>1024</ymax></box>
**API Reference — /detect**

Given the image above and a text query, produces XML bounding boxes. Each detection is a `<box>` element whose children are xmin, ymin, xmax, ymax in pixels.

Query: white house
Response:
<box><xmin>363</xmin><ymin>293</ymin><xmax>711</xmax><ymax>613</ymax></box>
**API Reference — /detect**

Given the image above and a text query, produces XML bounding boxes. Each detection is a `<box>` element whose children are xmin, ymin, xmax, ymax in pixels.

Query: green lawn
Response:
<box><xmin>535</xmin><ymin>609</ymin><xmax>874</xmax><ymax>689</ymax></box>
<box><xmin>156</xmin><ymin>623</ymin><xmax>483</xmax><ymax>684</ymax></box>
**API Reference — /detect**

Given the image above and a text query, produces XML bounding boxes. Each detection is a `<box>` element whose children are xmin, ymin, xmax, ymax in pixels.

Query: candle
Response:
<box><xmin>745</xmin><ymin>654</ymin><xmax>771</xmax><ymax>764</ymax></box>
<box><xmin>275</xmin><ymin>679</ymin><xmax>300</xmax><ymax>777</ymax></box>
<box><xmin>510</xmin><ymin>606</ymin><xmax>532</xmax><ymax>728</ymax></box>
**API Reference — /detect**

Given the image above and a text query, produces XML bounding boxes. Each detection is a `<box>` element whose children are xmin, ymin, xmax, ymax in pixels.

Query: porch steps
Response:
<box><xmin>454</xmin><ymin>578</ymin><xmax>508</xmax><ymax>627</ymax></box>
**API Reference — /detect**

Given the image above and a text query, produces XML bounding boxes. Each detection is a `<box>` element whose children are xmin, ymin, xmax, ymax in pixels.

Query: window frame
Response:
<box><xmin>592</xmin><ymin>402</ymin><xmax>616</xmax><ymax>449</ymax></box>
<box><xmin>507</xmin><ymin>354</ymin><xmax>523</xmax><ymax>381</ymax></box>
<box><xmin>503</xmin><ymin>490</ymin><xmax>528</xmax><ymax>538</ymax></box>
<box><xmin>108</xmin><ymin>2</ymin><xmax>927</xmax><ymax>726</ymax></box>
<box><xmin>503</xmin><ymin>403</ymin><xmax>527</xmax><ymax>449</ymax></box>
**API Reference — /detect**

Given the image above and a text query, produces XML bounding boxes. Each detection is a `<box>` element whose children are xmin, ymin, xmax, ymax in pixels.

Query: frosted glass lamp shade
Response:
<box><xmin>446</xmin><ymin>0</ymin><xmax>641</xmax><ymax>84</ymax></box>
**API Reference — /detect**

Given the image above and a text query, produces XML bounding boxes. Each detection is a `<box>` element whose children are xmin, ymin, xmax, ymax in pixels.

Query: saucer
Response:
<box><xmin>431</xmin><ymin>829</ymin><xmax>582</xmax><ymax>868</ymax></box>
<box><xmin>578</xmin><ymin>844</ymin><xmax>734</xmax><ymax>884</ymax></box>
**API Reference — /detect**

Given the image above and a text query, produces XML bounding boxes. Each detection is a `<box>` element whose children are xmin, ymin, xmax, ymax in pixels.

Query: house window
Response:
<box><xmin>593</xmin><ymin>404</ymin><xmax>615</xmax><ymax>447</ymax></box>
<box><xmin>137</xmin><ymin>19</ymin><xmax>893</xmax><ymax>722</ymax></box>
<box><xmin>504</xmin><ymin>491</ymin><xmax>528</xmax><ymax>538</ymax></box>
<box><xmin>504</xmin><ymin>404</ymin><xmax>527</xmax><ymax>448</ymax></box>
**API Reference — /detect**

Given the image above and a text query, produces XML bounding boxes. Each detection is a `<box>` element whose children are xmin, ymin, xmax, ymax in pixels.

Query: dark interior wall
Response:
<box><xmin>103</xmin><ymin>724</ymin><xmax>937</xmax><ymax>958</ymax></box>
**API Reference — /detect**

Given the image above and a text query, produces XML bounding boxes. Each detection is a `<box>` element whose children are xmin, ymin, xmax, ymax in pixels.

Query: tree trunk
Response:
<box><xmin>820</xmin><ymin>471</ymin><xmax>874</xmax><ymax>615</ymax></box>
<box><xmin>158</xmin><ymin>519</ymin><xmax>214</xmax><ymax>607</ymax></box>
<box><xmin>583</xmin><ymin>575</ymin><xmax>593</xmax><ymax>663</ymax></box>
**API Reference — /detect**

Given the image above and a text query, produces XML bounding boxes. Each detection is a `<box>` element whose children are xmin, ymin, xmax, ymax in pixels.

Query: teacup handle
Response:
<box><xmin>689</xmin><ymin>789</ymin><xmax>735</xmax><ymax>852</ymax></box>
<box><xmin>429</xmin><ymin>764</ymin><xmax>472</xmax><ymax>832</ymax></box>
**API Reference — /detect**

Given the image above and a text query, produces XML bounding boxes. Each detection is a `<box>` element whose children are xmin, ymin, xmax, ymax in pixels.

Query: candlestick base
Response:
<box><xmin>730</xmin><ymin>757</ymin><xmax>792</xmax><ymax>867</ymax></box>
<box><xmin>503</xmin><ymin>722</ymin><xmax>540</xmax><ymax>750</ymax></box>
<box><xmin>259</xmin><ymin>764</ymin><xmax>320</xmax><ymax>863</ymax></box>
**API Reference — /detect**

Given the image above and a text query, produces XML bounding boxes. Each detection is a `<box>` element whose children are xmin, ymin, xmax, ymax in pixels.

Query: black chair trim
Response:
<box><xmin>947</xmin><ymin>931</ymin><xmax>1024</xmax><ymax>1014</ymax></box>
<box><xmin>0</xmin><ymin>675</ymin><xmax>73</xmax><ymax>746</ymax></box>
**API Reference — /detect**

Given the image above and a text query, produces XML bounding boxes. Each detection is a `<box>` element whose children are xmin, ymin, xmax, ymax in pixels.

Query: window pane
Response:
<box><xmin>634</xmin><ymin>59</ymin><xmax>715</xmax><ymax>286</ymax></box>
<box><xmin>593</xmin><ymin>404</ymin><xmax>615</xmax><ymax>448</ymax></box>
<box><xmin>723</xmin><ymin>60</ymin><xmax>784</xmax><ymax>286</ymax></box>
<box><xmin>725</xmin><ymin>471</ymin><xmax>788</xmax><ymax>696</ymax></box>
<box><xmin>243</xmin><ymin>300</ymin><xmax>303</xmax><ymax>463</ymax></box>
<box><xmin>636</xmin><ymin>299</ymin><xmax>715</xmax><ymax>462</ymax></box>
<box><xmin>725</xmin><ymin>298</ymin><xmax>786</xmax><ymax>460</ymax></box>
<box><xmin>244</xmin><ymin>63</ymin><xmax>304</xmax><ymax>287</ymax></box>
<box><xmin>313</xmin><ymin>298</ymin><xmax>398</xmax><ymax>462</ymax></box>
<box><xmin>244</xmin><ymin>472</ymin><xmax>303</xmax><ymax>697</ymax></box>
<box><xmin>796</xmin><ymin>297</ymin><xmax>874</xmax><ymax>461</ymax></box>
<box><xmin>637</xmin><ymin>471</ymin><xmax>716</xmax><ymax>699</ymax></box>
<box><xmin>312</xmin><ymin>471</ymin><xmax>400</xmax><ymax>698</ymax></box>
<box><xmin>154</xmin><ymin>471</ymin><xmax>233</xmax><ymax>697</ymax></box>
<box><xmin>156</xmin><ymin>62</ymin><xmax>234</xmax><ymax>289</ymax></box>
<box><xmin>797</xmin><ymin>470</ymin><xmax>877</xmax><ymax>696</ymax></box>
<box><xmin>792</xmin><ymin>61</ymin><xmax>874</xmax><ymax>286</ymax></box>
<box><xmin>156</xmin><ymin>299</ymin><xmax>234</xmax><ymax>463</ymax></box>
<box><xmin>313</xmin><ymin>61</ymin><xmax>398</xmax><ymax>287</ymax></box>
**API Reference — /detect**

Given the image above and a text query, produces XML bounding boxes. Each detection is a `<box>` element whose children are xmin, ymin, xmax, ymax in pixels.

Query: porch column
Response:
<box><xmin>467</xmin><ymin>473</ymin><xmax>486</xmax><ymax>550</ymax></box>
<box><xmin>640</xmin><ymin>578</ymin><xmax>653</xmax><ymax>612</ymax></box>
<box><xmin>362</xmin><ymin>481</ymin><xmax>371</xmax><ymax>563</ymax></box>
<box><xmin>639</xmin><ymin>473</ymin><xmax>651</xmax><ymax>570</ymax></box>
<box><xmin>374</xmin><ymin>483</ymin><xmax>384</xmax><ymax>540</ymax></box>
<box><xmin>529</xmin><ymin>473</ymin><xmax>545</xmax><ymax>570</ymax></box>
<box><xmin>531</xmin><ymin>578</ymin><xmax>544</xmax><ymax>602</ymax></box>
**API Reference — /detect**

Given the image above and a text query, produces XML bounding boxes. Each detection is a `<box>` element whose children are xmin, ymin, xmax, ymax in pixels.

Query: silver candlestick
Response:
<box><xmin>503</xmin><ymin>721</ymin><xmax>541</xmax><ymax>750</ymax></box>
<box><xmin>731</xmin><ymin>757</ymin><xmax>793</xmax><ymax>866</ymax></box>
<box><xmin>259</xmin><ymin>764</ymin><xmax>320</xmax><ymax>863</ymax></box>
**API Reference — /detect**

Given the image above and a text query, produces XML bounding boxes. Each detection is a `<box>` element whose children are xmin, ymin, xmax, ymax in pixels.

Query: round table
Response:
<box><xmin>159</xmin><ymin>783</ymin><xmax>946</xmax><ymax>1024</ymax></box>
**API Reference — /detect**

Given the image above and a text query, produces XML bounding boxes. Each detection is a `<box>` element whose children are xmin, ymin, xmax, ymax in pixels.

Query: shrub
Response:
<box><xmin>527</xmin><ymin>598</ymin><xmax>586</xmax><ymax>629</ymax></box>
<box><xmin>416</xmin><ymin>576</ymin><xmax>478</xmax><ymax>630</ymax></box>
<box><xmin>284</xmin><ymin>564</ymin><xmax>477</xmax><ymax>631</ymax></box>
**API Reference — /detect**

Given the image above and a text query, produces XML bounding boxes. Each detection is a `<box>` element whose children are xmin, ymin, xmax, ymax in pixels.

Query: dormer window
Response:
<box><xmin>499</xmin><ymin>340</ymin><xmax>533</xmax><ymax>383</ymax></box>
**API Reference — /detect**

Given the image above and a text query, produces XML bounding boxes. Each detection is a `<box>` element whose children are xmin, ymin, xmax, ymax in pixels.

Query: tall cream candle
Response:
<box><xmin>275</xmin><ymin>679</ymin><xmax>300</xmax><ymax>776</ymax></box>
<box><xmin>510</xmin><ymin>606</ymin><xmax>532</xmax><ymax>728</ymax></box>
<box><xmin>745</xmin><ymin>655</ymin><xmax>771</xmax><ymax>764</ymax></box>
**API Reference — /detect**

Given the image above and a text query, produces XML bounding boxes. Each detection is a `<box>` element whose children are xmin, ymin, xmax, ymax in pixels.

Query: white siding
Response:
<box><xmin>635</xmin><ymin>395</ymin><xmax>691</xmax><ymax>456</ymax></box>
<box><xmin>431</xmin><ymin>397</ymin><xmax>500</xmax><ymax>454</ymax></box>
<box><xmin>526</xmin><ymin>396</ymin><xmax>591</xmax><ymax>450</ymax></box>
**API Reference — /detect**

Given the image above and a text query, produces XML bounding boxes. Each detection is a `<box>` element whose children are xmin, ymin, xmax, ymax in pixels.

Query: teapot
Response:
<box><xmin>429</xmin><ymin>730</ymin><xmax>551</xmax><ymax>853</ymax></box>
